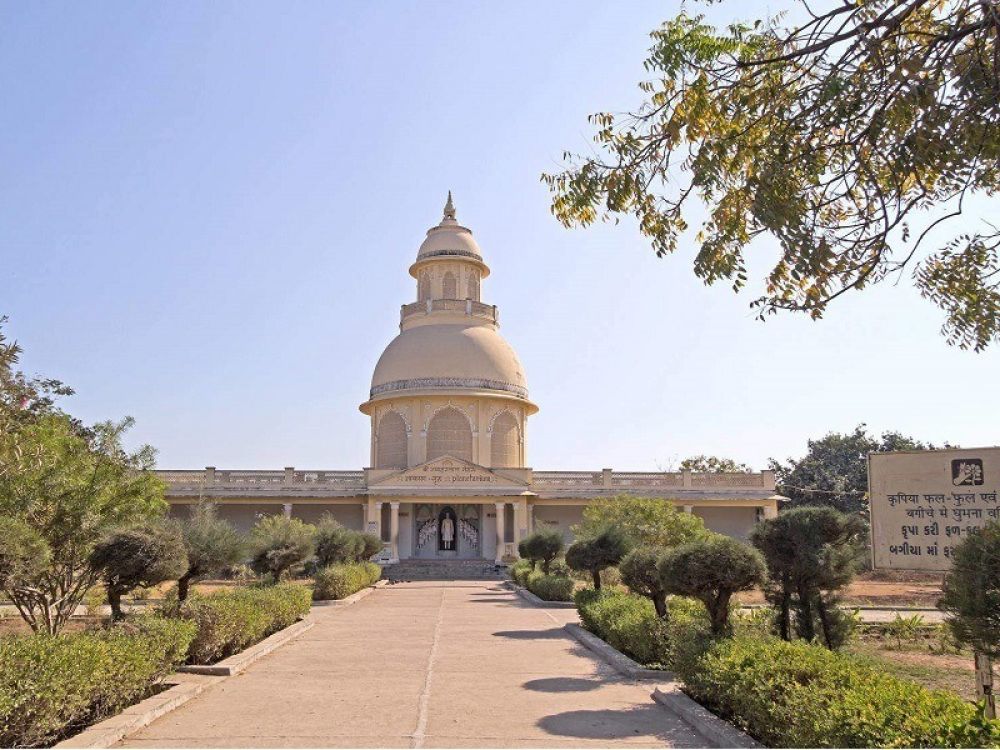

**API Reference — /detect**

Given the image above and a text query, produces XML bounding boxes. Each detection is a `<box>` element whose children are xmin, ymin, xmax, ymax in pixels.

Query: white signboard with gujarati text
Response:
<box><xmin>869</xmin><ymin>446</ymin><xmax>1000</xmax><ymax>571</ymax></box>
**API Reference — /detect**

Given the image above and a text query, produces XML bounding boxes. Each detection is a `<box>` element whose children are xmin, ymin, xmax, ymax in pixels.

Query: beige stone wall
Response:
<box><xmin>291</xmin><ymin>504</ymin><xmax>365</xmax><ymax>531</ymax></box>
<box><xmin>691</xmin><ymin>506</ymin><xmax>759</xmax><ymax>540</ymax></box>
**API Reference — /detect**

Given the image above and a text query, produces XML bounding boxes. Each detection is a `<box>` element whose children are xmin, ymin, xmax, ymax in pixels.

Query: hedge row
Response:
<box><xmin>0</xmin><ymin>616</ymin><xmax>196</xmax><ymax>748</ymax></box>
<box><xmin>313</xmin><ymin>562</ymin><xmax>381</xmax><ymax>600</ymax></box>
<box><xmin>510</xmin><ymin>559</ymin><xmax>574</xmax><ymax>601</ymax></box>
<box><xmin>173</xmin><ymin>584</ymin><xmax>312</xmax><ymax>664</ymax></box>
<box><xmin>681</xmin><ymin>636</ymin><xmax>1000</xmax><ymax>748</ymax></box>
<box><xmin>574</xmin><ymin>589</ymin><xmax>672</xmax><ymax>666</ymax></box>
<box><xmin>575</xmin><ymin>589</ymin><xmax>1000</xmax><ymax>748</ymax></box>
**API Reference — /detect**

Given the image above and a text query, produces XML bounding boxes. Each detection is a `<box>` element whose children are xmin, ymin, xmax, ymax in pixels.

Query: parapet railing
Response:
<box><xmin>157</xmin><ymin>468</ymin><xmax>366</xmax><ymax>488</ymax></box>
<box><xmin>401</xmin><ymin>299</ymin><xmax>498</xmax><ymax>325</ymax></box>
<box><xmin>532</xmin><ymin>470</ymin><xmax>772</xmax><ymax>491</ymax></box>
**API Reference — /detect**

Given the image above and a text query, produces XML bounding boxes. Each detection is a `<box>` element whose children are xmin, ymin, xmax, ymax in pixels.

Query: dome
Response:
<box><xmin>416</xmin><ymin>224</ymin><xmax>482</xmax><ymax>262</ymax></box>
<box><xmin>368</xmin><ymin>323</ymin><xmax>531</xmax><ymax>402</ymax></box>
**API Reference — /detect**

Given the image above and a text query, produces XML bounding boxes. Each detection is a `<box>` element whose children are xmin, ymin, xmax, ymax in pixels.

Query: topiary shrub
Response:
<box><xmin>682</xmin><ymin>635</ymin><xmax>1000</xmax><ymax>748</ymax></box>
<box><xmin>751</xmin><ymin>506</ymin><xmax>865</xmax><ymax>648</ymax></box>
<box><xmin>619</xmin><ymin>546</ymin><xmax>669</xmax><ymax>617</ymax></box>
<box><xmin>659</xmin><ymin>536</ymin><xmax>766</xmax><ymax>636</ymax></box>
<box><xmin>565</xmin><ymin>526</ymin><xmax>631</xmax><ymax>590</ymax></box>
<box><xmin>249</xmin><ymin>515</ymin><xmax>315</xmax><ymax>582</ymax></box>
<box><xmin>0</xmin><ymin>615</ymin><xmax>196</xmax><ymax>747</ymax></box>
<box><xmin>313</xmin><ymin>562</ymin><xmax>382</xmax><ymax>600</ymax></box>
<box><xmin>574</xmin><ymin>588</ymin><xmax>670</xmax><ymax>666</ymax></box>
<box><xmin>173</xmin><ymin>584</ymin><xmax>311</xmax><ymax>664</ymax></box>
<box><xmin>517</xmin><ymin>530</ymin><xmax>564</xmax><ymax>574</ymax></box>
<box><xmin>526</xmin><ymin>570</ymin><xmax>574</xmax><ymax>602</ymax></box>
<box><xmin>89</xmin><ymin>522</ymin><xmax>189</xmax><ymax>620</ymax></box>
<box><xmin>314</xmin><ymin>516</ymin><xmax>363</xmax><ymax>567</ymax></box>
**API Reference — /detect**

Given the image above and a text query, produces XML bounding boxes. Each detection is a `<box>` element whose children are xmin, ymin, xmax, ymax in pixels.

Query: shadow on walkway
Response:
<box><xmin>523</xmin><ymin>676</ymin><xmax>603</xmax><ymax>693</ymax></box>
<box><xmin>493</xmin><ymin>627</ymin><xmax>568</xmax><ymax>640</ymax></box>
<box><xmin>538</xmin><ymin>705</ymin><xmax>705</xmax><ymax>745</ymax></box>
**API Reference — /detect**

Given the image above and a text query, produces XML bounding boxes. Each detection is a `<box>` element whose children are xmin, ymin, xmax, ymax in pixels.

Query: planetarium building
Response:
<box><xmin>161</xmin><ymin>196</ymin><xmax>782</xmax><ymax>567</ymax></box>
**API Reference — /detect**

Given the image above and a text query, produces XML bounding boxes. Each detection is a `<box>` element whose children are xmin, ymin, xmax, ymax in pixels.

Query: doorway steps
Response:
<box><xmin>382</xmin><ymin>558</ymin><xmax>507</xmax><ymax>581</ymax></box>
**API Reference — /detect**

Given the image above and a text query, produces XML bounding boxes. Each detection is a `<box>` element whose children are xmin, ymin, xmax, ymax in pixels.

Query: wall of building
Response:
<box><xmin>693</xmin><ymin>506</ymin><xmax>760</xmax><ymax>540</ymax></box>
<box><xmin>531</xmin><ymin>504</ymin><xmax>586</xmax><ymax>544</ymax></box>
<box><xmin>292</xmin><ymin>504</ymin><xmax>364</xmax><ymax>530</ymax></box>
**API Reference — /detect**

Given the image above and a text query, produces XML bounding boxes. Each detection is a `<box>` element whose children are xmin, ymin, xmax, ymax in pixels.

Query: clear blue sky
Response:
<box><xmin>2</xmin><ymin>2</ymin><xmax>997</xmax><ymax>471</ymax></box>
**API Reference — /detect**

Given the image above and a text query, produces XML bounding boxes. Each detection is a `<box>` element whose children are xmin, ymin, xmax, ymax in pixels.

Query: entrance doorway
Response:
<box><xmin>413</xmin><ymin>503</ymin><xmax>482</xmax><ymax>559</ymax></box>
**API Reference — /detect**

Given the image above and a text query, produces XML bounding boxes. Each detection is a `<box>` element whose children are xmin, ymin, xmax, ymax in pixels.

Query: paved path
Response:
<box><xmin>118</xmin><ymin>581</ymin><xmax>708</xmax><ymax>748</ymax></box>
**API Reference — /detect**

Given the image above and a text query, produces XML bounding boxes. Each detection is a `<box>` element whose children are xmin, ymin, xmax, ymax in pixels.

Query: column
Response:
<box><xmin>390</xmin><ymin>502</ymin><xmax>400</xmax><ymax>563</ymax></box>
<box><xmin>514</xmin><ymin>498</ymin><xmax>528</xmax><ymax>546</ymax></box>
<box><xmin>763</xmin><ymin>504</ymin><xmax>778</xmax><ymax>519</ymax></box>
<box><xmin>282</xmin><ymin>503</ymin><xmax>293</xmax><ymax>518</ymax></box>
<box><xmin>682</xmin><ymin>505</ymin><xmax>694</xmax><ymax>514</ymax></box>
<box><xmin>494</xmin><ymin>502</ymin><xmax>506</xmax><ymax>564</ymax></box>
<box><xmin>374</xmin><ymin>501</ymin><xmax>384</xmax><ymax>541</ymax></box>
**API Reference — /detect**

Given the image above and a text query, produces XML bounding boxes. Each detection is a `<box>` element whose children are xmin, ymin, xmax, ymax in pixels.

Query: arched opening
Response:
<box><xmin>426</xmin><ymin>407</ymin><xmax>472</xmax><ymax>462</ymax></box>
<box><xmin>467</xmin><ymin>272</ymin><xmax>480</xmax><ymax>301</ymax></box>
<box><xmin>442</xmin><ymin>271</ymin><xmax>457</xmax><ymax>299</ymax></box>
<box><xmin>418</xmin><ymin>272</ymin><xmax>431</xmax><ymax>302</ymax></box>
<box><xmin>490</xmin><ymin>412</ymin><xmax>519</xmax><ymax>467</ymax></box>
<box><xmin>376</xmin><ymin>412</ymin><xmax>408</xmax><ymax>469</ymax></box>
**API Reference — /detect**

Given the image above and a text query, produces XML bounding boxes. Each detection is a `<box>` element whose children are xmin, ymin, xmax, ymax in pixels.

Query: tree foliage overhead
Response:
<box><xmin>769</xmin><ymin>423</ymin><xmax>940</xmax><ymax>514</ymax></box>
<box><xmin>574</xmin><ymin>494</ymin><xmax>708</xmax><ymax>548</ymax></box>
<box><xmin>544</xmin><ymin>0</ymin><xmax>1000</xmax><ymax>350</ymax></box>
<box><xmin>679</xmin><ymin>455</ymin><xmax>752</xmax><ymax>473</ymax></box>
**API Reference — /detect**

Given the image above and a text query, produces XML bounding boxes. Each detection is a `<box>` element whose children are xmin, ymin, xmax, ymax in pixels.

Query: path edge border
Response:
<box><xmin>56</xmin><ymin>611</ymin><xmax>322</xmax><ymax>748</ymax></box>
<box><xmin>564</xmin><ymin>622</ymin><xmax>761</xmax><ymax>749</ymax></box>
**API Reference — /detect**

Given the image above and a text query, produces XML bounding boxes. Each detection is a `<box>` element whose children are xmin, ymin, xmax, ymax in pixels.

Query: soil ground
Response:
<box><xmin>736</xmin><ymin>570</ymin><xmax>944</xmax><ymax>608</ymax></box>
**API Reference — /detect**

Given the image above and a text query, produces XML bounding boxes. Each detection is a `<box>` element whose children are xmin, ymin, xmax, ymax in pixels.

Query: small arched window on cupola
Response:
<box><xmin>442</xmin><ymin>271</ymin><xmax>457</xmax><ymax>299</ymax></box>
<box><xmin>418</xmin><ymin>272</ymin><xmax>431</xmax><ymax>302</ymax></box>
<box><xmin>467</xmin><ymin>271</ymin><xmax>480</xmax><ymax>301</ymax></box>
<box><xmin>376</xmin><ymin>412</ymin><xmax>408</xmax><ymax>469</ymax></box>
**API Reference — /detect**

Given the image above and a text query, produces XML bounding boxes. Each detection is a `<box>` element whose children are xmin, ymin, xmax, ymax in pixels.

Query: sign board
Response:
<box><xmin>869</xmin><ymin>446</ymin><xmax>1000</xmax><ymax>570</ymax></box>
<box><xmin>371</xmin><ymin>456</ymin><xmax>526</xmax><ymax>490</ymax></box>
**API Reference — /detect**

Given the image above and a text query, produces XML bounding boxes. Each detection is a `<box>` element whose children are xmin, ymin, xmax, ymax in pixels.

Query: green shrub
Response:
<box><xmin>619</xmin><ymin>546</ymin><xmax>669</xmax><ymax>617</ymax></box>
<box><xmin>659</xmin><ymin>536</ymin><xmax>765</xmax><ymax>635</ymax></box>
<box><xmin>940</xmin><ymin>520</ymin><xmax>1000</xmax><ymax>658</ymax></box>
<box><xmin>176</xmin><ymin>502</ymin><xmax>246</xmax><ymax>602</ymax></box>
<box><xmin>525</xmin><ymin>570</ymin><xmax>574</xmax><ymax>602</ymax></box>
<box><xmin>313</xmin><ymin>562</ymin><xmax>381</xmax><ymax>600</ymax></box>
<box><xmin>575</xmin><ymin>589</ymin><xmax>670</xmax><ymax>666</ymax></box>
<box><xmin>510</xmin><ymin>558</ymin><xmax>534</xmax><ymax>586</ymax></box>
<box><xmin>565</xmin><ymin>526</ymin><xmax>630</xmax><ymax>590</ymax></box>
<box><xmin>0</xmin><ymin>616</ymin><xmax>195</xmax><ymax>747</ymax></box>
<box><xmin>173</xmin><ymin>584</ymin><xmax>311</xmax><ymax>664</ymax></box>
<box><xmin>518</xmin><ymin>530</ymin><xmax>564</xmax><ymax>573</ymax></box>
<box><xmin>248</xmin><ymin>516</ymin><xmax>315</xmax><ymax>582</ymax></box>
<box><xmin>682</xmin><ymin>636</ymin><xmax>1000</xmax><ymax>748</ymax></box>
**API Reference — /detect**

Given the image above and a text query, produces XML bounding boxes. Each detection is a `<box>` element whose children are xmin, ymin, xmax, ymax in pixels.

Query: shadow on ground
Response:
<box><xmin>523</xmin><ymin>677</ymin><xmax>603</xmax><ymax>693</ymax></box>
<box><xmin>538</xmin><ymin>705</ymin><xmax>703</xmax><ymax>744</ymax></box>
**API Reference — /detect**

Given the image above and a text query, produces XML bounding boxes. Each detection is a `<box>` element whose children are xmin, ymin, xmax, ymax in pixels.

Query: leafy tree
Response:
<box><xmin>359</xmin><ymin>533</ymin><xmax>383</xmax><ymax>561</ymax></box>
<box><xmin>679</xmin><ymin>455</ymin><xmax>752</xmax><ymax>473</ymax></box>
<box><xmin>565</xmin><ymin>526</ymin><xmax>631</xmax><ymax>590</ymax></box>
<box><xmin>620</xmin><ymin>546</ymin><xmax>670</xmax><ymax>618</ymax></box>
<box><xmin>176</xmin><ymin>502</ymin><xmax>246</xmax><ymax>601</ymax></box>
<box><xmin>659</xmin><ymin>536</ymin><xmax>766</xmax><ymax>636</ymax></box>
<box><xmin>518</xmin><ymin>529</ymin><xmax>564</xmax><ymax>574</ymax></box>
<box><xmin>574</xmin><ymin>495</ymin><xmax>708</xmax><ymax>549</ymax></box>
<box><xmin>249</xmin><ymin>515</ymin><xmax>315</xmax><ymax>582</ymax></box>
<box><xmin>314</xmin><ymin>514</ymin><xmax>361</xmax><ymax>567</ymax></box>
<box><xmin>90</xmin><ymin>522</ymin><xmax>188</xmax><ymax>620</ymax></box>
<box><xmin>751</xmin><ymin>506</ymin><xmax>866</xmax><ymax>648</ymax></box>
<box><xmin>544</xmin><ymin>1</ymin><xmax>1000</xmax><ymax>350</ymax></box>
<box><xmin>0</xmin><ymin>318</ymin><xmax>74</xmax><ymax>429</ymax></box>
<box><xmin>770</xmin><ymin>424</ymin><xmax>940</xmax><ymax>515</ymax></box>
<box><xmin>0</xmin><ymin>415</ymin><xmax>166</xmax><ymax>633</ymax></box>
<box><xmin>939</xmin><ymin>521</ymin><xmax>1000</xmax><ymax>659</ymax></box>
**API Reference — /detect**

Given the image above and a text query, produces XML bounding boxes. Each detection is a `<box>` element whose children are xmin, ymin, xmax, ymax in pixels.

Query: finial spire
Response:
<box><xmin>443</xmin><ymin>190</ymin><xmax>456</xmax><ymax>222</ymax></box>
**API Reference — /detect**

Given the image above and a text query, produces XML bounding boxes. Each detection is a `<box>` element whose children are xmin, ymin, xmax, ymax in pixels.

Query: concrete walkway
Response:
<box><xmin>117</xmin><ymin>581</ymin><xmax>709</xmax><ymax>748</ymax></box>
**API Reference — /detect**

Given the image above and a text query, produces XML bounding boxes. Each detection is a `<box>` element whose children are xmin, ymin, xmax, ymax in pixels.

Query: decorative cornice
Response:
<box><xmin>417</xmin><ymin>248</ymin><xmax>482</xmax><ymax>261</ymax></box>
<box><xmin>370</xmin><ymin>377</ymin><xmax>529</xmax><ymax>399</ymax></box>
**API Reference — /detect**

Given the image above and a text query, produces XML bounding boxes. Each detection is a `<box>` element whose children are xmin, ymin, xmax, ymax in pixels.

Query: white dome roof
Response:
<box><xmin>416</xmin><ymin>223</ymin><xmax>482</xmax><ymax>262</ymax></box>
<box><xmin>370</xmin><ymin>323</ymin><xmax>529</xmax><ymax>400</ymax></box>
